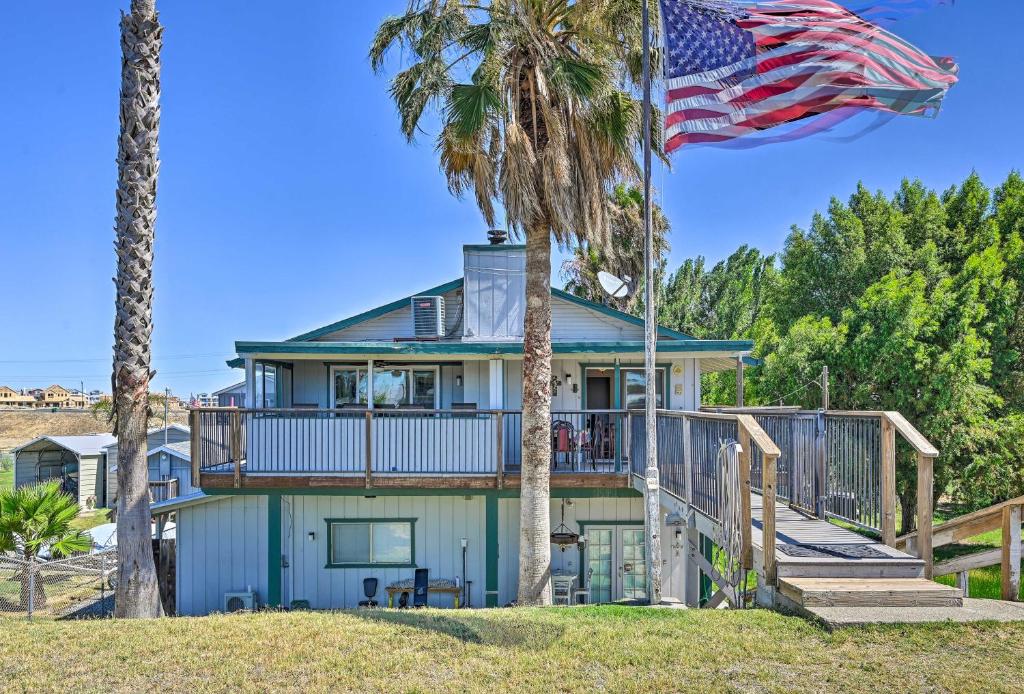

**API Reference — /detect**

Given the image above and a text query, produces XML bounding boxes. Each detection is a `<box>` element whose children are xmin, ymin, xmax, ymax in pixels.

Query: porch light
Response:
<box><xmin>455</xmin><ymin>375</ymin><xmax>462</xmax><ymax>387</ymax></box>
<box><xmin>308</xmin><ymin>531</ymin><xmax>316</xmax><ymax>542</ymax></box>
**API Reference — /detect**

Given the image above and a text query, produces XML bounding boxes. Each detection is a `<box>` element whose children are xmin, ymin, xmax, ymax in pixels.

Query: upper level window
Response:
<box><xmin>254</xmin><ymin>361</ymin><xmax>293</xmax><ymax>409</ymax></box>
<box><xmin>326</xmin><ymin>519</ymin><xmax>415</xmax><ymax>567</ymax></box>
<box><xmin>332</xmin><ymin>367</ymin><xmax>437</xmax><ymax>408</ymax></box>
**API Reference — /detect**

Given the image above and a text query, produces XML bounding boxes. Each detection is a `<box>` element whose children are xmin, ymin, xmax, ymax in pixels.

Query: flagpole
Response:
<box><xmin>641</xmin><ymin>0</ymin><xmax>663</xmax><ymax>606</ymax></box>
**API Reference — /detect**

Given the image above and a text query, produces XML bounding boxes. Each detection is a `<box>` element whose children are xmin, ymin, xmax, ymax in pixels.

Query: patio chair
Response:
<box><xmin>358</xmin><ymin>577</ymin><xmax>379</xmax><ymax>608</ymax></box>
<box><xmin>575</xmin><ymin>568</ymin><xmax>594</xmax><ymax>605</ymax></box>
<box><xmin>413</xmin><ymin>568</ymin><xmax>429</xmax><ymax>608</ymax></box>
<box><xmin>551</xmin><ymin>420</ymin><xmax>577</xmax><ymax>470</ymax></box>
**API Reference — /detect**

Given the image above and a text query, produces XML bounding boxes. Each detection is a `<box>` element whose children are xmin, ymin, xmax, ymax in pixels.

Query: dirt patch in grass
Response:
<box><xmin>0</xmin><ymin>607</ymin><xmax>1021</xmax><ymax>692</ymax></box>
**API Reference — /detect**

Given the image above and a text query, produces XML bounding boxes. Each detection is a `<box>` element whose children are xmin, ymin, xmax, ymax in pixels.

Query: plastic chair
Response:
<box><xmin>413</xmin><ymin>568</ymin><xmax>429</xmax><ymax>608</ymax></box>
<box><xmin>575</xmin><ymin>568</ymin><xmax>594</xmax><ymax>605</ymax></box>
<box><xmin>359</xmin><ymin>577</ymin><xmax>379</xmax><ymax>607</ymax></box>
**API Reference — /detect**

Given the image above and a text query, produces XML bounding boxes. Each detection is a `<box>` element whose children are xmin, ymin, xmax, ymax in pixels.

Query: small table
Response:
<box><xmin>385</xmin><ymin>578</ymin><xmax>461</xmax><ymax>608</ymax></box>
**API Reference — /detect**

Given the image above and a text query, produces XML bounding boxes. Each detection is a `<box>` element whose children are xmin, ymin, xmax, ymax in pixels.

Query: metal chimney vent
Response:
<box><xmin>411</xmin><ymin>296</ymin><xmax>445</xmax><ymax>338</ymax></box>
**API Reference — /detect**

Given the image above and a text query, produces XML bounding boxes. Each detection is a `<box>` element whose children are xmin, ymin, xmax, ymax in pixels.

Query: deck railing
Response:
<box><xmin>705</xmin><ymin>406</ymin><xmax>939</xmax><ymax>576</ymax></box>
<box><xmin>190</xmin><ymin>408</ymin><xmax>631</xmax><ymax>485</ymax></box>
<box><xmin>630</xmin><ymin>410</ymin><xmax>781</xmax><ymax>581</ymax></box>
<box><xmin>148</xmin><ymin>478</ymin><xmax>179</xmax><ymax>504</ymax></box>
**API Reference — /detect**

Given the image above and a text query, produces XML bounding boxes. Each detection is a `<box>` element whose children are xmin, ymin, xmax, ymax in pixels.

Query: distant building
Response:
<box><xmin>213</xmin><ymin>381</ymin><xmax>246</xmax><ymax>407</ymax></box>
<box><xmin>0</xmin><ymin>386</ymin><xmax>36</xmax><ymax>409</ymax></box>
<box><xmin>39</xmin><ymin>385</ymin><xmax>88</xmax><ymax>409</ymax></box>
<box><xmin>87</xmin><ymin>390</ymin><xmax>110</xmax><ymax>406</ymax></box>
<box><xmin>193</xmin><ymin>392</ymin><xmax>219</xmax><ymax>408</ymax></box>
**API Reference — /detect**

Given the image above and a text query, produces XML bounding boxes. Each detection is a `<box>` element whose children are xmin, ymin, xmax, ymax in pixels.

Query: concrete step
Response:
<box><xmin>778</xmin><ymin>577</ymin><xmax>963</xmax><ymax>608</ymax></box>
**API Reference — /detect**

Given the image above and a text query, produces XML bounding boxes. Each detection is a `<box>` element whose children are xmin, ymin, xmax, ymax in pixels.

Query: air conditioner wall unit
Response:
<box><xmin>224</xmin><ymin>590</ymin><xmax>256</xmax><ymax>613</ymax></box>
<box><xmin>411</xmin><ymin>296</ymin><xmax>445</xmax><ymax>338</ymax></box>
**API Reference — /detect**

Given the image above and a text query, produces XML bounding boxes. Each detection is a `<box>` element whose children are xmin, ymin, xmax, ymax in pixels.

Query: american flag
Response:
<box><xmin>661</xmin><ymin>0</ymin><xmax>958</xmax><ymax>150</ymax></box>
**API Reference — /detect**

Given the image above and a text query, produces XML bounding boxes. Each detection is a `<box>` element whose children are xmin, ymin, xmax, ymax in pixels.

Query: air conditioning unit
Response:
<box><xmin>224</xmin><ymin>591</ymin><xmax>256</xmax><ymax>613</ymax></box>
<box><xmin>411</xmin><ymin>296</ymin><xmax>445</xmax><ymax>338</ymax></box>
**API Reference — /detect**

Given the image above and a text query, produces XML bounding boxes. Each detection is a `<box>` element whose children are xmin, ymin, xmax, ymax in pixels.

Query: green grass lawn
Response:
<box><xmin>0</xmin><ymin>607</ymin><xmax>1021</xmax><ymax>692</ymax></box>
<box><xmin>0</xmin><ymin>467</ymin><xmax>12</xmax><ymax>491</ymax></box>
<box><xmin>71</xmin><ymin>508</ymin><xmax>111</xmax><ymax>532</ymax></box>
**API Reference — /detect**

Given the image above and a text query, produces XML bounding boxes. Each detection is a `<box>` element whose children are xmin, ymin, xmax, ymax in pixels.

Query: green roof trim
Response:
<box><xmin>286</xmin><ymin>278</ymin><xmax>465</xmax><ymax>343</ymax></box>
<box><xmin>550</xmin><ymin>287</ymin><xmax>695</xmax><ymax>340</ymax></box>
<box><xmin>234</xmin><ymin>339</ymin><xmax>753</xmax><ymax>357</ymax></box>
<box><xmin>226</xmin><ymin>357</ymin><xmax>244</xmax><ymax>369</ymax></box>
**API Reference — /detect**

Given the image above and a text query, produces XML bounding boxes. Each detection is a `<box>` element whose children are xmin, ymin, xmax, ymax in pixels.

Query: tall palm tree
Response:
<box><xmin>562</xmin><ymin>184</ymin><xmax>670</xmax><ymax>314</ymax></box>
<box><xmin>111</xmin><ymin>0</ymin><xmax>163</xmax><ymax>618</ymax></box>
<box><xmin>371</xmin><ymin>0</ymin><xmax>660</xmax><ymax>604</ymax></box>
<box><xmin>0</xmin><ymin>482</ymin><xmax>93</xmax><ymax>609</ymax></box>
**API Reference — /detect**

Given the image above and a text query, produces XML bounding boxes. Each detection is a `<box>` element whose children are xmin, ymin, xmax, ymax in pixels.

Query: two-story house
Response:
<box><xmin>156</xmin><ymin>238</ymin><xmax>754</xmax><ymax>614</ymax></box>
<box><xmin>0</xmin><ymin>386</ymin><xmax>36</xmax><ymax>408</ymax></box>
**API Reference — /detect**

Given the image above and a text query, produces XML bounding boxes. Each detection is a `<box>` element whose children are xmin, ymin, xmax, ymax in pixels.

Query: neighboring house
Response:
<box><xmin>38</xmin><ymin>384</ymin><xmax>87</xmax><ymax>409</ymax></box>
<box><xmin>105</xmin><ymin>424</ymin><xmax>191</xmax><ymax>506</ymax></box>
<box><xmin>14</xmin><ymin>433</ymin><xmax>117</xmax><ymax>509</ymax></box>
<box><xmin>0</xmin><ymin>386</ymin><xmax>37</xmax><ymax>409</ymax></box>
<box><xmin>87</xmin><ymin>390</ymin><xmax>111</xmax><ymax>406</ymax></box>
<box><xmin>158</xmin><ymin>239</ymin><xmax>754</xmax><ymax>615</ymax></box>
<box><xmin>193</xmin><ymin>393</ymin><xmax>218</xmax><ymax>408</ymax></box>
<box><xmin>213</xmin><ymin>381</ymin><xmax>246</xmax><ymax>408</ymax></box>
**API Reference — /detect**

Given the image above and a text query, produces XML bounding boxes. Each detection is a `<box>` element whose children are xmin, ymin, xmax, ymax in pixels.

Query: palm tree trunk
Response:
<box><xmin>517</xmin><ymin>227</ymin><xmax>553</xmax><ymax>606</ymax></box>
<box><xmin>112</xmin><ymin>0</ymin><xmax>162</xmax><ymax>619</ymax></box>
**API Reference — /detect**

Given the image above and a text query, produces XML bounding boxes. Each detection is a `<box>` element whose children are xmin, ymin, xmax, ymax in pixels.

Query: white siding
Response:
<box><xmin>77</xmin><ymin>454</ymin><xmax>103</xmax><ymax>509</ymax></box>
<box><xmin>314</xmin><ymin>288</ymin><xmax>463</xmax><ymax>341</ymax></box>
<box><xmin>497</xmin><ymin>495</ymin><xmax>646</xmax><ymax>605</ymax></box>
<box><xmin>463</xmin><ymin>248</ymin><xmax>526</xmax><ymax>341</ymax></box>
<box><xmin>550</xmin><ymin>298</ymin><xmax>645</xmax><ymax>341</ymax></box>
<box><xmin>282</xmin><ymin>494</ymin><xmax>486</xmax><ymax>609</ymax></box>
<box><xmin>176</xmin><ymin>495</ymin><xmax>268</xmax><ymax>616</ymax></box>
<box><xmin>293</xmin><ymin>360</ymin><xmax>328</xmax><ymax>407</ymax></box>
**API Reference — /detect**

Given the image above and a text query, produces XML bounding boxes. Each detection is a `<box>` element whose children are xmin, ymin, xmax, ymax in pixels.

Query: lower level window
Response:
<box><xmin>327</xmin><ymin>519</ymin><xmax>414</xmax><ymax>567</ymax></box>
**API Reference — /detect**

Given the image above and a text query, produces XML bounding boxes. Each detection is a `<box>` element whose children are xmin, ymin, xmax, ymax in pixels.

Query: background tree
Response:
<box><xmin>111</xmin><ymin>0</ymin><xmax>162</xmax><ymax>618</ymax></box>
<box><xmin>371</xmin><ymin>0</ymin><xmax>658</xmax><ymax>605</ymax></box>
<box><xmin>561</xmin><ymin>184</ymin><xmax>669</xmax><ymax>315</ymax></box>
<box><xmin>0</xmin><ymin>482</ymin><xmax>92</xmax><ymax>608</ymax></box>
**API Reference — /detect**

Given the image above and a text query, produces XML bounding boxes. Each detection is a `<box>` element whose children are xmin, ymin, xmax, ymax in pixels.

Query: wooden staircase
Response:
<box><xmin>779</xmin><ymin>577</ymin><xmax>963</xmax><ymax>609</ymax></box>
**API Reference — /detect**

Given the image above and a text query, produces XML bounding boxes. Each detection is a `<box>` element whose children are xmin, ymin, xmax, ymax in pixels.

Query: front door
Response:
<box><xmin>585</xmin><ymin>525</ymin><xmax>647</xmax><ymax>603</ymax></box>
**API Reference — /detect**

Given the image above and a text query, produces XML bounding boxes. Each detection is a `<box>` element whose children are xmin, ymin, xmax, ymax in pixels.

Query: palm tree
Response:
<box><xmin>562</xmin><ymin>184</ymin><xmax>670</xmax><ymax>314</ymax></box>
<box><xmin>0</xmin><ymin>482</ymin><xmax>92</xmax><ymax>609</ymax></box>
<box><xmin>371</xmin><ymin>0</ymin><xmax>660</xmax><ymax>604</ymax></box>
<box><xmin>111</xmin><ymin>0</ymin><xmax>163</xmax><ymax>618</ymax></box>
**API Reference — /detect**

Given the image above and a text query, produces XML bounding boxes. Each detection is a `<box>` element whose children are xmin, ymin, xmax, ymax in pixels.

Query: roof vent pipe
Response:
<box><xmin>486</xmin><ymin>229</ymin><xmax>508</xmax><ymax>245</ymax></box>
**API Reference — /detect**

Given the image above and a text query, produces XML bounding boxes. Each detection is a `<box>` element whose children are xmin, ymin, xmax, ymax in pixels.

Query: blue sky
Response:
<box><xmin>0</xmin><ymin>1</ymin><xmax>1020</xmax><ymax>397</ymax></box>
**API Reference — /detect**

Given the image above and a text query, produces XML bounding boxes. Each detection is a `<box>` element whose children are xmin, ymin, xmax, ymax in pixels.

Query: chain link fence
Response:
<box><xmin>0</xmin><ymin>549</ymin><xmax>116</xmax><ymax>619</ymax></box>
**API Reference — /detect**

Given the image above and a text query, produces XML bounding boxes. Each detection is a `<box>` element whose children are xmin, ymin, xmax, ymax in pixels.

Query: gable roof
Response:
<box><xmin>15</xmin><ymin>433</ymin><xmax>117</xmax><ymax>456</ymax></box>
<box><xmin>147</xmin><ymin>440</ymin><xmax>191</xmax><ymax>461</ymax></box>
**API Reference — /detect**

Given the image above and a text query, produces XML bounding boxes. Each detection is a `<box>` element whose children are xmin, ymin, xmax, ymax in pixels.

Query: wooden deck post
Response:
<box><xmin>495</xmin><ymin>412</ymin><xmax>504</xmax><ymax>490</ymax></box>
<box><xmin>880</xmin><ymin>415</ymin><xmax>897</xmax><ymax>548</ymax></box>
<box><xmin>761</xmin><ymin>452</ymin><xmax>778</xmax><ymax>585</ymax></box>
<box><xmin>230</xmin><ymin>410</ymin><xmax>241</xmax><ymax>489</ymax></box>
<box><xmin>917</xmin><ymin>453</ymin><xmax>934</xmax><ymax>579</ymax></box>
<box><xmin>737</xmin><ymin>424</ymin><xmax>753</xmax><ymax>570</ymax></box>
<box><xmin>364</xmin><ymin>410</ymin><xmax>373</xmax><ymax>488</ymax></box>
<box><xmin>189</xmin><ymin>408</ymin><xmax>200</xmax><ymax>484</ymax></box>
<box><xmin>814</xmin><ymin>410</ymin><xmax>826</xmax><ymax>519</ymax></box>
<box><xmin>735</xmin><ymin>356</ymin><xmax>744</xmax><ymax>407</ymax></box>
<box><xmin>1002</xmin><ymin>504</ymin><xmax>1022</xmax><ymax>601</ymax></box>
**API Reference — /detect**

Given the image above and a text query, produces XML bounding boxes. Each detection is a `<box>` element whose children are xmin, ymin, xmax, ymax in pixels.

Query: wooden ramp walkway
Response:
<box><xmin>749</xmin><ymin>495</ymin><xmax>962</xmax><ymax>609</ymax></box>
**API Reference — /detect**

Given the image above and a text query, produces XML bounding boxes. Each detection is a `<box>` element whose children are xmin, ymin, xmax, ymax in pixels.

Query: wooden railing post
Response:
<box><xmin>762</xmin><ymin>452</ymin><xmax>778</xmax><ymax>585</ymax></box>
<box><xmin>737</xmin><ymin>422</ymin><xmax>753</xmax><ymax>570</ymax></box>
<box><xmin>230</xmin><ymin>410</ymin><xmax>242</xmax><ymax>489</ymax></box>
<box><xmin>1002</xmin><ymin>504</ymin><xmax>1022</xmax><ymax>601</ymax></box>
<box><xmin>681</xmin><ymin>415</ymin><xmax>693</xmax><ymax>506</ymax></box>
<box><xmin>189</xmin><ymin>408</ymin><xmax>200</xmax><ymax>483</ymax></box>
<box><xmin>814</xmin><ymin>410</ymin><xmax>827</xmax><ymax>519</ymax></box>
<box><xmin>917</xmin><ymin>453</ymin><xmax>934</xmax><ymax>578</ymax></box>
<box><xmin>880</xmin><ymin>415</ymin><xmax>897</xmax><ymax>548</ymax></box>
<box><xmin>495</xmin><ymin>412</ymin><xmax>504</xmax><ymax>489</ymax></box>
<box><xmin>364</xmin><ymin>410</ymin><xmax>373</xmax><ymax>488</ymax></box>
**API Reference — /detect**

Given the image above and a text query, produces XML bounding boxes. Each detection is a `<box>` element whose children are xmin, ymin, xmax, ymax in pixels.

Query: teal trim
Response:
<box><xmin>288</xmin><ymin>278</ymin><xmax>465</xmax><ymax>342</ymax></box>
<box><xmin>234</xmin><ymin>339</ymin><xmax>754</xmax><ymax>357</ymax></box>
<box><xmin>324</xmin><ymin>518</ymin><xmax>417</xmax><ymax>569</ymax></box>
<box><xmin>204</xmin><ymin>487</ymin><xmax>641</xmax><ymax>499</ymax></box>
<box><xmin>267</xmin><ymin>493</ymin><xmax>282</xmax><ymax>607</ymax></box>
<box><xmin>485</xmin><ymin>492</ymin><xmax>499</xmax><ymax>607</ymax></box>
<box><xmin>742</xmin><ymin>355</ymin><xmax>762</xmax><ymax>367</ymax></box>
<box><xmin>551</xmin><ymin>288</ymin><xmax>695</xmax><ymax>340</ymax></box>
<box><xmin>699</xmin><ymin>533</ymin><xmax>714</xmax><ymax>607</ymax></box>
<box><xmin>226</xmin><ymin>357</ymin><xmax>244</xmax><ymax>369</ymax></box>
<box><xmin>463</xmin><ymin>244</ymin><xmax>526</xmax><ymax>252</ymax></box>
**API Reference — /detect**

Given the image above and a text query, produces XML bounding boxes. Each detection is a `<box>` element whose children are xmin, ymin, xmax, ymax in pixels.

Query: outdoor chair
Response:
<box><xmin>552</xmin><ymin>575</ymin><xmax>574</xmax><ymax>605</ymax></box>
<box><xmin>551</xmin><ymin>420</ymin><xmax>577</xmax><ymax>470</ymax></box>
<box><xmin>413</xmin><ymin>568</ymin><xmax>429</xmax><ymax>608</ymax></box>
<box><xmin>359</xmin><ymin>577</ymin><xmax>379</xmax><ymax>607</ymax></box>
<box><xmin>575</xmin><ymin>568</ymin><xmax>594</xmax><ymax>605</ymax></box>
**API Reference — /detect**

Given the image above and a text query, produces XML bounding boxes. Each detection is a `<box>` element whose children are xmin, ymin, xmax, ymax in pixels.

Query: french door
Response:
<box><xmin>585</xmin><ymin>525</ymin><xmax>647</xmax><ymax>603</ymax></box>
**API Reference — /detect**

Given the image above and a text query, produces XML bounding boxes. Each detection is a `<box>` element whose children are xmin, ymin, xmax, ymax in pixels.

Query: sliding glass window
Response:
<box><xmin>331</xmin><ymin>366</ymin><xmax>438</xmax><ymax>408</ymax></box>
<box><xmin>254</xmin><ymin>361</ymin><xmax>293</xmax><ymax>409</ymax></box>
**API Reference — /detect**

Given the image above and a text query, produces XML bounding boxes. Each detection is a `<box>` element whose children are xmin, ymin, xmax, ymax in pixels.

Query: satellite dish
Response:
<box><xmin>597</xmin><ymin>271</ymin><xmax>633</xmax><ymax>299</ymax></box>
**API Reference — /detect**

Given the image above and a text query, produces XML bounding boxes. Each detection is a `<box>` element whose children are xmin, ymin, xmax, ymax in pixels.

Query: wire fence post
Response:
<box><xmin>26</xmin><ymin>557</ymin><xmax>35</xmax><ymax>621</ymax></box>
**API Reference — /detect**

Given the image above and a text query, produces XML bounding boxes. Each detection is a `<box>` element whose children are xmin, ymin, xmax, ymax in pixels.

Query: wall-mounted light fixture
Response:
<box><xmin>308</xmin><ymin>531</ymin><xmax>316</xmax><ymax>542</ymax></box>
<box><xmin>455</xmin><ymin>375</ymin><xmax>463</xmax><ymax>387</ymax></box>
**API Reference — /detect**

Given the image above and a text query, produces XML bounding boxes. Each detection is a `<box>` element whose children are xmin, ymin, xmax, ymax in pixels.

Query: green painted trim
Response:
<box><xmin>267</xmin><ymin>493</ymin><xmax>282</xmax><ymax>607</ymax></box>
<box><xmin>485</xmin><ymin>492</ymin><xmax>499</xmax><ymax>607</ymax></box>
<box><xmin>551</xmin><ymin>288</ymin><xmax>695</xmax><ymax>340</ymax></box>
<box><xmin>226</xmin><ymin>357</ymin><xmax>244</xmax><ymax>369</ymax></box>
<box><xmin>699</xmin><ymin>533</ymin><xmax>714</xmax><ymax>607</ymax></box>
<box><xmin>324</xmin><ymin>517</ymin><xmax>417</xmax><ymax>569</ymax></box>
<box><xmin>235</xmin><ymin>339</ymin><xmax>754</xmax><ymax>357</ymax></box>
<box><xmin>288</xmin><ymin>279</ymin><xmax>465</xmax><ymax>342</ymax></box>
<box><xmin>203</xmin><ymin>487</ymin><xmax>640</xmax><ymax>498</ymax></box>
<box><xmin>463</xmin><ymin>244</ymin><xmax>526</xmax><ymax>252</ymax></box>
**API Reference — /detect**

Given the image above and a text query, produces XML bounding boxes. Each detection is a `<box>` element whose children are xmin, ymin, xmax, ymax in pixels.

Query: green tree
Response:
<box><xmin>370</xmin><ymin>0</ymin><xmax>657</xmax><ymax>605</ymax></box>
<box><xmin>0</xmin><ymin>482</ymin><xmax>92</xmax><ymax>608</ymax></box>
